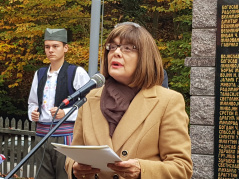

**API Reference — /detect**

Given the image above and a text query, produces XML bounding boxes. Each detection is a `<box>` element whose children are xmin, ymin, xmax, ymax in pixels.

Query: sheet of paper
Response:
<box><xmin>51</xmin><ymin>143</ymin><xmax>122</xmax><ymax>172</ymax></box>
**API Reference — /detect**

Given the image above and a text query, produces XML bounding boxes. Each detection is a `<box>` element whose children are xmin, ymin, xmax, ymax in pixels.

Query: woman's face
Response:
<box><xmin>107</xmin><ymin>37</ymin><xmax>139</xmax><ymax>86</ymax></box>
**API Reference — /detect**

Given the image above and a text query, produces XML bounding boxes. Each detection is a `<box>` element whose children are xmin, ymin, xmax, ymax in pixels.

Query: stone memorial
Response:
<box><xmin>215</xmin><ymin>1</ymin><xmax>239</xmax><ymax>178</ymax></box>
<box><xmin>185</xmin><ymin>0</ymin><xmax>239</xmax><ymax>178</ymax></box>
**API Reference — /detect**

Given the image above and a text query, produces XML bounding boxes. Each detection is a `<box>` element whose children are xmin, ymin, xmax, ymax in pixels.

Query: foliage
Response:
<box><xmin>0</xmin><ymin>0</ymin><xmax>192</xmax><ymax>118</ymax></box>
<box><xmin>0</xmin><ymin>0</ymin><xmax>91</xmax><ymax>118</ymax></box>
<box><xmin>102</xmin><ymin>0</ymin><xmax>192</xmax><ymax>115</ymax></box>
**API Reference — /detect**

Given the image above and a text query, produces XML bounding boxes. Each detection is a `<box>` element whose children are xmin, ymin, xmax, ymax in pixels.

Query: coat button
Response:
<box><xmin>122</xmin><ymin>150</ymin><xmax>128</xmax><ymax>156</ymax></box>
<box><xmin>113</xmin><ymin>174</ymin><xmax>119</xmax><ymax>179</ymax></box>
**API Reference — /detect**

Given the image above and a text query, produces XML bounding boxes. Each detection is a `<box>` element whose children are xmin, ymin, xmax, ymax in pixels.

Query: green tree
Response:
<box><xmin>0</xmin><ymin>0</ymin><xmax>91</xmax><ymax>118</ymax></box>
<box><xmin>102</xmin><ymin>0</ymin><xmax>193</xmax><ymax>114</ymax></box>
<box><xmin>0</xmin><ymin>0</ymin><xmax>193</xmax><ymax>118</ymax></box>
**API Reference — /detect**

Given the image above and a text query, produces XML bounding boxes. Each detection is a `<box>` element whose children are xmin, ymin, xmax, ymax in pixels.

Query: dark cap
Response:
<box><xmin>44</xmin><ymin>28</ymin><xmax>67</xmax><ymax>43</ymax></box>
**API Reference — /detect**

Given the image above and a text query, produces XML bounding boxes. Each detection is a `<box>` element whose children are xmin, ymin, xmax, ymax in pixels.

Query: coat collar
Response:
<box><xmin>88</xmin><ymin>86</ymin><xmax>159</xmax><ymax>152</ymax></box>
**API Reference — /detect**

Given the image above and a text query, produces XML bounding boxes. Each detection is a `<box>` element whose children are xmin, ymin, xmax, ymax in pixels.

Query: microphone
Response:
<box><xmin>60</xmin><ymin>73</ymin><xmax>105</xmax><ymax>107</ymax></box>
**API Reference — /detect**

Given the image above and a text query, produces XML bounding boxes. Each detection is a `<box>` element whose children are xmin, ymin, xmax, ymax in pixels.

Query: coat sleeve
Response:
<box><xmin>138</xmin><ymin>92</ymin><xmax>193</xmax><ymax>179</ymax></box>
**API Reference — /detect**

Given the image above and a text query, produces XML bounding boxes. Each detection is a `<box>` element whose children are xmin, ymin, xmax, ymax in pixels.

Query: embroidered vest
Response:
<box><xmin>37</xmin><ymin>61</ymin><xmax>77</xmax><ymax>114</ymax></box>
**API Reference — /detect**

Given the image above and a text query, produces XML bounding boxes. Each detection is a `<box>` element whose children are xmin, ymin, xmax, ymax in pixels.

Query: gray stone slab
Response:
<box><xmin>192</xmin><ymin>0</ymin><xmax>217</xmax><ymax>28</ymax></box>
<box><xmin>190</xmin><ymin>67</ymin><xmax>215</xmax><ymax>95</ymax></box>
<box><xmin>190</xmin><ymin>96</ymin><xmax>215</xmax><ymax>125</ymax></box>
<box><xmin>191</xmin><ymin>29</ymin><xmax>216</xmax><ymax>57</ymax></box>
<box><xmin>191</xmin><ymin>154</ymin><xmax>214</xmax><ymax>179</ymax></box>
<box><xmin>190</xmin><ymin>125</ymin><xmax>214</xmax><ymax>155</ymax></box>
<box><xmin>184</xmin><ymin>57</ymin><xmax>215</xmax><ymax>67</ymax></box>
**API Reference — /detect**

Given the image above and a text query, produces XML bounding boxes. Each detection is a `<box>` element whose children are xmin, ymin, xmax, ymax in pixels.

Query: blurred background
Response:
<box><xmin>0</xmin><ymin>0</ymin><xmax>193</xmax><ymax>120</ymax></box>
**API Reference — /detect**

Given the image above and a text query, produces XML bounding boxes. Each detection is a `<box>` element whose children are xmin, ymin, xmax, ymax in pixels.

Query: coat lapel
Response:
<box><xmin>112</xmin><ymin>86</ymin><xmax>159</xmax><ymax>152</ymax></box>
<box><xmin>88</xmin><ymin>86</ymin><xmax>160</xmax><ymax>152</ymax></box>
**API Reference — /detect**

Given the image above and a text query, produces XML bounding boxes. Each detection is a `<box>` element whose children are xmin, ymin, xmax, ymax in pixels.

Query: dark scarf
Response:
<box><xmin>100</xmin><ymin>77</ymin><xmax>139</xmax><ymax>137</ymax></box>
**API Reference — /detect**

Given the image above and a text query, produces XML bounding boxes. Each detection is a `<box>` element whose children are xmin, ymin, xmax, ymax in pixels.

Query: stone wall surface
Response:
<box><xmin>186</xmin><ymin>0</ymin><xmax>218</xmax><ymax>178</ymax></box>
<box><xmin>191</xmin><ymin>29</ymin><xmax>216</xmax><ymax>57</ymax></box>
<box><xmin>192</xmin><ymin>155</ymin><xmax>214</xmax><ymax>179</ymax></box>
<box><xmin>190</xmin><ymin>96</ymin><xmax>215</xmax><ymax>125</ymax></box>
<box><xmin>192</xmin><ymin>0</ymin><xmax>217</xmax><ymax>28</ymax></box>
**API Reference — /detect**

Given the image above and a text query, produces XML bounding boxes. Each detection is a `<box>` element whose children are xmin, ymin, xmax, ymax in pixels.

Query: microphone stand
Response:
<box><xmin>4</xmin><ymin>97</ymin><xmax>87</xmax><ymax>179</ymax></box>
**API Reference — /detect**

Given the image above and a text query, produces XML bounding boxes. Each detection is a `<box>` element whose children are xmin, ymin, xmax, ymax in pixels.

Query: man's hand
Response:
<box><xmin>31</xmin><ymin>107</ymin><xmax>40</xmax><ymax>122</ymax></box>
<box><xmin>49</xmin><ymin>107</ymin><xmax>65</xmax><ymax>119</ymax></box>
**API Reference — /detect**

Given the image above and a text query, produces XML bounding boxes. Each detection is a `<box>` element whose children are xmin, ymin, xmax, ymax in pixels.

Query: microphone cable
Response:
<box><xmin>34</xmin><ymin>106</ymin><xmax>60</xmax><ymax>179</ymax></box>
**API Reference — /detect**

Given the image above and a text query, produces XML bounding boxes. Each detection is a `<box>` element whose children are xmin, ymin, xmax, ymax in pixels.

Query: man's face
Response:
<box><xmin>44</xmin><ymin>40</ymin><xmax>68</xmax><ymax>62</ymax></box>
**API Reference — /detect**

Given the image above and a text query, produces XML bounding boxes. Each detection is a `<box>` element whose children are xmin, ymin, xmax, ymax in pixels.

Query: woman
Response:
<box><xmin>65</xmin><ymin>22</ymin><xmax>193</xmax><ymax>179</ymax></box>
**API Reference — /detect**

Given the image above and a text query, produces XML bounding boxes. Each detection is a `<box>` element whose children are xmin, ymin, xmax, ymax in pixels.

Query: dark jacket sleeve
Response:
<box><xmin>162</xmin><ymin>69</ymin><xmax>168</xmax><ymax>88</ymax></box>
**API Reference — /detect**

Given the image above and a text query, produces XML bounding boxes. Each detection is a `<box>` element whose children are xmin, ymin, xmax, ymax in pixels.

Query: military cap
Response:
<box><xmin>44</xmin><ymin>28</ymin><xmax>67</xmax><ymax>43</ymax></box>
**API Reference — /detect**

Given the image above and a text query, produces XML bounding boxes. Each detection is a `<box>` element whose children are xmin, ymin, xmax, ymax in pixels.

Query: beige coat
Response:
<box><xmin>65</xmin><ymin>85</ymin><xmax>193</xmax><ymax>179</ymax></box>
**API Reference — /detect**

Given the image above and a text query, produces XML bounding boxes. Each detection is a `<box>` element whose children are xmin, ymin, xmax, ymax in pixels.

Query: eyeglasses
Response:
<box><xmin>106</xmin><ymin>43</ymin><xmax>137</xmax><ymax>53</ymax></box>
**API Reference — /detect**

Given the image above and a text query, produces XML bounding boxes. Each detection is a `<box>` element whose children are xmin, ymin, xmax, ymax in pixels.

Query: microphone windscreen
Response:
<box><xmin>92</xmin><ymin>73</ymin><xmax>105</xmax><ymax>88</ymax></box>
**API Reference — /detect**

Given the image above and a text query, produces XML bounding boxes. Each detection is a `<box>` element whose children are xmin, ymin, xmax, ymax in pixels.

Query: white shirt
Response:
<box><xmin>28</xmin><ymin>66</ymin><xmax>90</xmax><ymax>122</ymax></box>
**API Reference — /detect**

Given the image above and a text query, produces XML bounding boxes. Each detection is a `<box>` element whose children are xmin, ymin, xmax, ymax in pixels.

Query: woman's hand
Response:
<box><xmin>72</xmin><ymin>162</ymin><xmax>100</xmax><ymax>179</ymax></box>
<box><xmin>107</xmin><ymin>159</ymin><xmax>141</xmax><ymax>179</ymax></box>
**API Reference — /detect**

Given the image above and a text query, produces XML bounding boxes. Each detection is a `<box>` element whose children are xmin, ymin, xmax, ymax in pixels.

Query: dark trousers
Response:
<box><xmin>35</xmin><ymin>136</ymin><xmax>68</xmax><ymax>179</ymax></box>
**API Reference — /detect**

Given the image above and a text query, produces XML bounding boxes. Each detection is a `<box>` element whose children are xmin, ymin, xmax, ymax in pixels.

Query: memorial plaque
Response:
<box><xmin>215</xmin><ymin>0</ymin><xmax>239</xmax><ymax>178</ymax></box>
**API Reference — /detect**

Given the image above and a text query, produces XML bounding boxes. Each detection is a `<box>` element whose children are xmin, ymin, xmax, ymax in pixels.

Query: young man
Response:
<box><xmin>28</xmin><ymin>28</ymin><xmax>90</xmax><ymax>179</ymax></box>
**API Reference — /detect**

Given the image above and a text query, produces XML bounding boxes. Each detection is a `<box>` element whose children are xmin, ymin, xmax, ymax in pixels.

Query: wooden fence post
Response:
<box><xmin>0</xmin><ymin>117</ymin><xmax>36</xmax><ymax>178</ymax></box>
